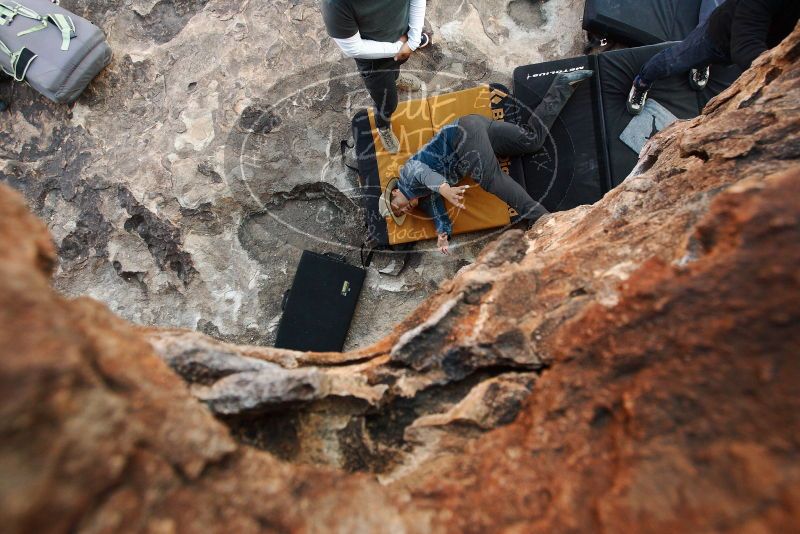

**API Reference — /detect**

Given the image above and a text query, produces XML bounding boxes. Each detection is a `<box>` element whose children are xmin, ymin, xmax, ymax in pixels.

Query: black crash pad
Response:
<box><xmin>583</xmin><ymin>0</ymin><xmax>702</xmax><ymax>46</ymax></box>
<box><xmin>598</xmin><ymin>44</ymin><xmax>702</xmax><ymax>187</ymax></box>
<box><xmin>513</xmin><ymin>42</ymin><xmax>740</xmax><ymax>199</ymax></box>
<box><xmin>513</xmin><ymin>54</ymin><xmax>610</xmax><ymax>211</ymax></box>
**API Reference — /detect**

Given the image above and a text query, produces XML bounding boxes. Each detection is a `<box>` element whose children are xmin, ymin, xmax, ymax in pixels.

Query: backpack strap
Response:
<box><xmin>1</xmin><ymin>1</ymin><xmax>76</xmax><ymax>51</ymax></box>
<box><xmin>0</xmin><ymin>36</ymin><xmax>36</xmax><ymax>81</ymax></box>
<box><xmin>0</xmin><ymin>1</ymin><xmax>43</xmax><ymax>26</ymax></box>
<box><xmin>0</xmin><ymin>4</ymin><xmax>15</xmax><ymax>25</ymax></box>
<box><xmin>360</xmin><ymin>242</ymin><xmax>375</xmax><ymax>268</ymax></box>
<box><xmin>46</xmin><ymin>13</ymin><xmax>75</xmax><ymax>50</ymax></box>
<box><xmin>14</xmin><ymin>17</ymin><xmax>46</xmax><ymax>37</ymax></box>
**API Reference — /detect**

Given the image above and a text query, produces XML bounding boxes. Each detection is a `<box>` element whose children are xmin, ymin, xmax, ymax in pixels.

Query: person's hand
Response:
<box><xmin>399</xmin><ymin>34</ymin><xmax>408</xmax><ymax>43</ymax></box>
<box><xmin>437</xmin><ymin>233</ymin><xmax>450</xmax><ymax>255</ymax></box>
<box><xmin>439</xmin><ymin>183</ymin><xmax>468</xmax><ymax>209</ymax></box>
<box><xmin>395</xmin><ymin>41</ymin><xmax>413</xmax><ymax>62</ymax></box>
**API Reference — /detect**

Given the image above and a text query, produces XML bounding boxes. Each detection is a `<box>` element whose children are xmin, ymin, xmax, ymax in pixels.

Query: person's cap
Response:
<box><xmin>378</xmin><ymin>177</ymin><xmax>406</xmax><ymax>226</ymax></box>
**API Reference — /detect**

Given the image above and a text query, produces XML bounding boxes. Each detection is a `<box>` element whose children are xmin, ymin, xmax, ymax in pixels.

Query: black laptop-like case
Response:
<box><xmin>275</xmin><ymin>251</ymin><xmax>366</xmax><ymax>352</ymax></box>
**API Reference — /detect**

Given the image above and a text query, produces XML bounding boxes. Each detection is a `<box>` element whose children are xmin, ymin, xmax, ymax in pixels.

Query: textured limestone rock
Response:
<box><xmin>393</xmin><ymin>27</ymin><xmax>800</xmax><ymax>532</ymax></box>
<box><xmin>405</xmin><ymin>373</ymin><xmax>536</xmax><ymax>434</ymax></box>
<box><xmin>0</xmin><ymin>0</ymin><xmax>585</xmax><ymax>350</ymax></box>
<box><xmin>0</xmin><ymin>185</ymin><xmax>417</xmax><ymax>534</ymax></box>
<box><xmin>1</xmin><ymin>11</ymin><xmax>800</xmax><ymax>534</ymax></box>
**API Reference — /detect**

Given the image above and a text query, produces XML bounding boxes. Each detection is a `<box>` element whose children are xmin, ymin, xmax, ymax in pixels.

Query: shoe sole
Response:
<box><xmin>689</xmin><ymin>69</ymin><xmax>710</xmax><ymax>91</ymax></box>
<box><xmin>689</xmin><ymin>79</ymin><xmax>709</xmax><ymax>91</ymax></box>
<box><xmin>379</xmin><ymin>136</ymin><xmax>400</xmax><ymax>153</ymax></box>
<box><xmin>626</xmin><ymin>99</ymin><xmax>645</xmax><ymax>116</ymax></box>
<box><xmin>626</xmin><ymin>103</ymin><xmax>643</xmax><ymax>116</ymax></box>
<box><xmin>418</xmin><ymin>33</ymin><xmax>431</xmax><ymax>49</ymax></box>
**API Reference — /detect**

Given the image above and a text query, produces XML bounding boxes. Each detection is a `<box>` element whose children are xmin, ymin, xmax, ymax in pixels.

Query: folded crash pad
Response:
<box><xmin>581</xmin><ymin>0</ymin><xmax>741</xmax><ymax>112</ymax></box>
<box><xmin>0</xmin><ymin>0</ymin><xmax>111</xmax><ymax>103</ymax></box>
<box><xmin>597</xmin><ymin>43</ymin><xmax>703</xmax><ymax>187</ymax></box>
<box><xmin>513</xmin><ymin>54</ymin><xmax>610</xmax><ymax>211</ymax></box>
<box><xmin>353</xmin><ymin>84</ymin><xmax>519</xmax><ymax>246</ymax></box>
<box><xmin>583</xmin><ymin>0</ymin><xmax>702</xmax><ymax>46</ymax></box>
<box><xmin>513</xmin><ymin>42</ymin><xmax>739</xmax><ymax>197</ymax></box>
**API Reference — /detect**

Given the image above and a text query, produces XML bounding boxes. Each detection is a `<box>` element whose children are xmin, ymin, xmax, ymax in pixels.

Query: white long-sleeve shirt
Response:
<box><xmin>332</xmin><ymin>0</ymin><xmax>426</xmax><ymax>60</ymax></box>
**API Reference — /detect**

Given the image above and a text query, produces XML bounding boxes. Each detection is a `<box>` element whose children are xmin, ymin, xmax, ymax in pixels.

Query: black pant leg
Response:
<box><xmin>525</xmin><ymin>75</ymin><xmax>575</xmax><ymax>148</ymax></box>
<box><xmin>486</xmin><ymin>75</ymin><xmax>576</xmax><ymax>156</ymax></box>
<box><xmin>356</xmin><ymin>57</ymin><xmax>400</xmax><ymax>129</ymax></box>
<box><xmin>456</xmin><ymin>115</ymin><xmax>548</xmax><ymax>221</ymax></box>
<box><xmin>638</xmin><ymin>18</ymin><xmax>728</xmax><ymax>87</ymax></box>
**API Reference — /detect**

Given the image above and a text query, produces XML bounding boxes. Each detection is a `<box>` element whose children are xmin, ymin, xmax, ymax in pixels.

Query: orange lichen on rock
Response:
<box><xmin>1</xmin><ymin>22</ymin><xmax>800</xmax><ymax>534</ymax></box>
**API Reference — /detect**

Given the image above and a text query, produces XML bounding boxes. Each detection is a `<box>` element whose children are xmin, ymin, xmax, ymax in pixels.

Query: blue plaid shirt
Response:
<box><xmin>397</xmin><ymin>121</ymin><xmax>463</xmax><ymax>237</ymax></box>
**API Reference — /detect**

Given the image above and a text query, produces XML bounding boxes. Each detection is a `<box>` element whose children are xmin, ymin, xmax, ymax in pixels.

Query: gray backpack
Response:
<box><xmin>0</xmin><ymin>0</ymin><xmax>111</xmax><ymax>104</ymax></box>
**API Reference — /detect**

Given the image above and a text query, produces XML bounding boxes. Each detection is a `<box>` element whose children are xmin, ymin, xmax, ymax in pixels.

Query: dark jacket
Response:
<box><xmin>708</xmin><ymin>0</ymin><xmax>800</xmax><ymax>70</ymax></box>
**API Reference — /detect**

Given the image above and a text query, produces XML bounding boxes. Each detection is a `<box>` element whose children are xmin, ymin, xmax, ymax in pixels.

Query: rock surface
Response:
<box><xmin>0</xmin><ymin>0</ymin><xmax>585</xmax><ymax>350</ymax></box>
<box><xmin>0</xmin><ymin>180</ymin><xmax>417</xmax><ymax>533</ymax></box>
<box><xmin>2</xmin><ymin>22</ymin><xmax>799</xmax><ymax>533</ymax></box>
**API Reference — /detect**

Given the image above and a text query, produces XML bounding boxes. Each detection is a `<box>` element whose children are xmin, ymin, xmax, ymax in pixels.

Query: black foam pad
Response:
<box><xmin>598</xmin><ymin>44</ymin><xmax>702</xmax><ymax>187</ymax></box>
<box><xmin>583</xmin><ymin>0</ymin><xmax>702</xmax><ymax>46</ymax></box>
<box><xmin>275</xmin><ymin>251</ymin><xmax>366</xmax><ymax>353</ymax></box>
<box><xmin>351</xmin><ymin>110</ymin><xmax>388</xmax><ymax>247</ymax></box>
<box><xmin>513</xmin><ymin>54</ymin><xmax>609</xmax><ymax>211</ymax></box>
<box><xmin>699</xmin><ymin>63</ymin><xmax>743</xmax><ymax>110</ymax></box>
<box><xmin>513</xmin><ymin>43</ymin><xmax>741</xmax><ymax>196</ymax></box>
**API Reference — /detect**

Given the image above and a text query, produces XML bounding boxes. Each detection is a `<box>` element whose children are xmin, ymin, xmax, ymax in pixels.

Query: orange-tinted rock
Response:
<box><xmin>394</xmin><ymin>28</ymin><xmax>800</xmax><ymax>532</ymax></box>
<box><xmin>0</xmin><ymin>185</ymin><xmax>413</xmax><ymax>532</ymax></box>
<box><xmin>403</xmin><ymin>167</ymin><xmax>800</xmax><ymax>532</ymax></box>
<box><xmin>1</xmin><ymin>24</ymin><xmax>799</xmax><ymax>534</ymax></box>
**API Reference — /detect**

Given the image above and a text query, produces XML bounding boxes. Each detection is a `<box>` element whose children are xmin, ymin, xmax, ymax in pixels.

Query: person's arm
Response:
<box><xmin>322</xmin><ymin>0</ymin><xmax>404</xmax><ymax>59</ymax></box>
<box><xmin>405</xmin><ymin>160</ymin><xmax>445</xmax><ymax>190</ymax></box>
<box><xmin>394</xmin><ymin>0</ymin><xmax>426</xmax><ymax>61</ymax></box>
<box><xmin>406</xmin><ymin>0</ymin><xmax>426</xmax><ymax>51</ymax></box>
<box><xmin>420</xmin><ymin>169</ymin><xmax>446</xmax><ymax>191</ymax></box>
<box><xmin>408</xmin><ymin>160</ymin><xmax>468</xmax><ymax>209</ymax></box>
<box><xmin>332</xmin><ymin>32</ymin><xmax>404</xmax><ymax>59</ymax></box>
<box><xmin>730</xmin><ymin>0</ymin><xmax>776</xmax><ymax>70</ymax></box>
<box><xmin>419</xmin><ymin>194</ymin><xmax>452</xmax><ymax>235</ymax></box>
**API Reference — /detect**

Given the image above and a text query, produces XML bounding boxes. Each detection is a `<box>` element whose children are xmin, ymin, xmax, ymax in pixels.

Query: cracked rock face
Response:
<box><xmin>0</xmin><ymin>0</ymin><xmax>584</xmax><ymax>350</ymax></box>
<box><xmin>1</xmin><ymin>26</ymin><xmax>799</xmax><ymax>533</ymax></box>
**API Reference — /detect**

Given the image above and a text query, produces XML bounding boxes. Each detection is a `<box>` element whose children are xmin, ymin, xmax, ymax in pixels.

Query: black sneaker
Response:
<box><xmin>377</xmin><ymin>126</ymin><xmax>400</xmax><ymax>154</ymax></box>
<box><xmin>689</xmin><ymin>66</ymin><xmax>710</xmax><ymax>91</ymax></box>
<box><xmin>418</xmin><ymin>32</ymin><xmax>431</xmax><ymax>49</ymax></box>
<box><xmin>626</xmin><ymin>83</ymin><xmax>649</xmax><ymax>116</ymax></box>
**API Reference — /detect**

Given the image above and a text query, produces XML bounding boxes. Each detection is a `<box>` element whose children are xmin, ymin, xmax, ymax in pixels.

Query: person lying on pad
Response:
<box><xmin>627</xmin><ymin>0</ymin><xmax>800</xmax><ymax>115</ymax></box>
<box><xmin>379</xmin><ymin>69</ymin><xmax>593</xmax><ymax>255</ymax></box>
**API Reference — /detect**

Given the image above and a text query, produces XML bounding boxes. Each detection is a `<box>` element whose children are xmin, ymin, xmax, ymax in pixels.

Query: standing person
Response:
<box><xmin>627</xmin><ymin>0</ymin><xmax>800</xmax><ymax>115</ymax></box>
<box><xmin>380</xmin><ymin>69</ymin><xmax>594</xmax><ymax>255</ymax></box>
<box><xmin>322</xmin><ymin>0</ymin><xmax>430</xmax><ymax>154</ymax></box>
